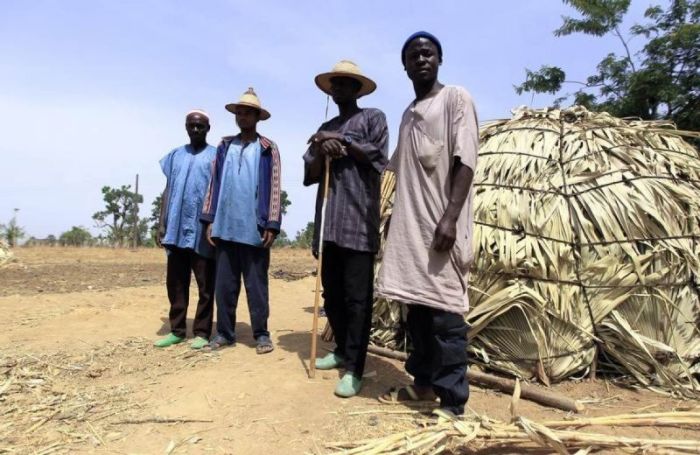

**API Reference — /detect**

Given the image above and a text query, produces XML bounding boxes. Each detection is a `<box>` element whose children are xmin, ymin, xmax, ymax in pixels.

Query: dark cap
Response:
<box><xmin>401</xmin><ymin>31</ymin><xmax>443</xmax><ymax>64</ymax></box>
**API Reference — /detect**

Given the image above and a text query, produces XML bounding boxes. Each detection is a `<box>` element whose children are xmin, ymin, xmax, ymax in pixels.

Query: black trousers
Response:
<box><xmin>406</xmin><ymin>304</ymin><xmax>470</xmax><ymax>415</ymax></box>
<box><xmin>165</xmin><ymin>246</ymin><xmax>216</xmax><ymax>339</ymax></box>
<box><xmin>214</xmin><ymin>240</ymin><xmax>270</xmax><ymax>342</ymax></box>
<box><xmin>321</xmin><ymin>241</ymin><xmax>374</xmax><ymax>377</ymax></box>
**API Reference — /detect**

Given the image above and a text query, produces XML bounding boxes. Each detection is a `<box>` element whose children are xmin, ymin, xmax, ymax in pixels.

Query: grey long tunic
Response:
<box><xmin>376</xmin><ymin>86</ymin><xmax>479</xmax><ymax>313</ymax></box>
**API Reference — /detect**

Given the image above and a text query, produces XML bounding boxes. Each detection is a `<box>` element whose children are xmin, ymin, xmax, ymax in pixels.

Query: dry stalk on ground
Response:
<box><xmin>326</xmin><ymin>410</ymin><xmax>700</xmax><ymax>454</ymax></box>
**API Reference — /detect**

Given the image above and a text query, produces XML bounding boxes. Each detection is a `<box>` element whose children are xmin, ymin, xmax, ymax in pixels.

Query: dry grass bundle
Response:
<box><xmin>325</xmin><ymin>409</ymin><xmax>700</xmax><ymax>454</ymax></box>
<box><xmin>371</xmin><ymin>106</ymin><xmax>700</xmax><ymax>394</ymax></box>
<box><xmin>0</xmin><ymin>240</ymin><xmax>14</xmax><ymax>268</ymax></box>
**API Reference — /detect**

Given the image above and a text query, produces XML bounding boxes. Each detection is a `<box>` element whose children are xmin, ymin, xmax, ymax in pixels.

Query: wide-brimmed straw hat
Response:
<box><xmin>314</xmin><ymin>60</ymin><xmax>376</xmax><ymax>98</ymax></box>
<box><xmin>225</xmin><ymin>87</ymin><xmax>271</xmax><ymax>120</ymax></box>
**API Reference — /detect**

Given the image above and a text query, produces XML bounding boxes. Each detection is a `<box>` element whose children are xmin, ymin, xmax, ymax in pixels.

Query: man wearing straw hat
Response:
<box><xmin>376</xmin><ymin>32</ymin><xmax>478</xmax><ymax>417</ymax></box>
<box><xmin>154</xmin><ymin>110</ymin><xmax>217</xmax><ymax>350</ymax></box>
<box><xmin>304</xmin><ymin>60</ymin><xmax>389</xmax><ymax>397</ymax></box>
<box><xmin>201</xmin><ymin>88</ymin><xmax>282</xmax><ymax>355</ymax></box>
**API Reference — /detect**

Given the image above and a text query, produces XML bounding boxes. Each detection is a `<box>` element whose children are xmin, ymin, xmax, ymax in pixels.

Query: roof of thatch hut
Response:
<box><xmin>372</xmin><ymin>106</ymin><xmax>700</xmax><ymax>396</ymax></box>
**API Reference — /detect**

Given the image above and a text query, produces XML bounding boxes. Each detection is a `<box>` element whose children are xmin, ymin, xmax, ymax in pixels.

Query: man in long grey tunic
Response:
<box><xmin>304</xmin><ymin>60</ymin><xmax>388</xmax><ymax>398</ymax></box>
<box><xmin>376</xmin><ymin>32</ymin><xmax>478</xmax><ymax>416</ymax></box>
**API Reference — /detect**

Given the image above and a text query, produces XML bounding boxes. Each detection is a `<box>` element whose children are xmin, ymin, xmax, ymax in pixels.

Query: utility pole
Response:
<box><xmin>133</xmin><ymin>174</ymin><xmax>139</xmax><ymax>249</ymax></box>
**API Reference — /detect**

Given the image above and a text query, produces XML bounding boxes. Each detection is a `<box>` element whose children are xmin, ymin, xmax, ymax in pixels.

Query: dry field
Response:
<box><xmin>1</xmin><ymin>247</ymin><xmax>698</xmax><ymax>454</ymax></box>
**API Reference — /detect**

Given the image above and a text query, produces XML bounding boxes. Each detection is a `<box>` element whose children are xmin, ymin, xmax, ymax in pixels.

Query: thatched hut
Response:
<box><xmin>372</xmin><ymin>106</ymin><xmax>700</xmax><ymax>395</ymax></box>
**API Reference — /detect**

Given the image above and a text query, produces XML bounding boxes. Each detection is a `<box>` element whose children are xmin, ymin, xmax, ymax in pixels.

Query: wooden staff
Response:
<box><xmin>309</xmin><ymin>155</ymin><xmax>331</xmax><ymax>379</ymax></box>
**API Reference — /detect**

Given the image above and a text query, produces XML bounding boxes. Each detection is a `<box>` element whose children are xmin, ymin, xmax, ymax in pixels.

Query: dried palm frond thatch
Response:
<box><xmin>371</xmin><ymin>106</ymin><xmax>700</xmax><ymax>394</ymax></box>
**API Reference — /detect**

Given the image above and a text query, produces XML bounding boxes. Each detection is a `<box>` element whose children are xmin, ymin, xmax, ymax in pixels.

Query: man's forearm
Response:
<box><xmin>158</xmin><ymin>188</ymin><xmax>168</xmax><ymax>229</ymax></box>
<box><xmin>304</xmin><ymin>146</ymin><xmax>324</xmax><ymax>182</ymax></box>
<box><xmin>443</xmin><ymin>160</ymin><xmax>473</xmax><ymax>222</ymax></box>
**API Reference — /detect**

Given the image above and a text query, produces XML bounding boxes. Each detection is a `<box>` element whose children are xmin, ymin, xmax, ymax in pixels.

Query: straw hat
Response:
<box><xmin>225</xmin><ymin>87</ymin><xmax>271</xmax><ymax>120</ymax></box>
<box><xmin>315</xmin><ymin>60</ymin><xmax>376</xmax><ymax>98</ymax></box>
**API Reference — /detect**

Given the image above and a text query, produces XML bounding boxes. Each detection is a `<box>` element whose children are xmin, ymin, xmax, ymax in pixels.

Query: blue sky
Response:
<box><xmin>0</xmin><ymin>0</ymin><xmax>658</xmax><ymax>240</ymax></box>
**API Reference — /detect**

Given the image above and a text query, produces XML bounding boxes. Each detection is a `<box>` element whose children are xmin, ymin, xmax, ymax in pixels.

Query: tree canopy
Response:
<box><xmin>516</xmin><ymin>0</ymin><xmax>699</xmax><ymax>133</ymax></box>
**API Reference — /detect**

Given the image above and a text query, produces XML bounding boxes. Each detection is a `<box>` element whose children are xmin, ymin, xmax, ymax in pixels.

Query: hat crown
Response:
<box><xmin>238</xmin><ymin>87</ymin><xmax>262</xmax><ymax>108</ymax></box>
<box><xmin>225</xmin><ymin>86</ymin><xmax>271</xmax><ymax>120</ymax></box>
<box><xmin>331</xmin><ymin>60</ymin><xmax>363</xmax><ymax>76</ymax></box>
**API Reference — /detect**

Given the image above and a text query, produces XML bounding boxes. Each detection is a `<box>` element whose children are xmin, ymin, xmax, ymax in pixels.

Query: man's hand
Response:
<box><xmin>432</xmin><ymin>215</ymin><xmax>457</xmax><ymax>252</ymax></box>
<box><xmin>308</xmin><ymin>132</ymin><xmax>347</xmax><ymax>159</ymax></box>
<box><xmin>156</xmin><ymin>224</ymin><xmax>165</xmax><ymax>248</ymax></box>
<box><xmin>320</xmin><ymin>139</ymin><xmax>347</xmax><ymax>159</ymax></box>
<box><xmin>206</xmin><ymin>224</ymin><xmax>215</xmax><ymax>247</ymax></box>
<box><xmin>262</xmin><ymin>229</ymin><xmax>277</xmax><ymax>248</ymax></box>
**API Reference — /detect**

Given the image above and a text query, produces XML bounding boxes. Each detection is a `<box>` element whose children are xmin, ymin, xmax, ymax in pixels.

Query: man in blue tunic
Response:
<box><xmin>155</xmin><ymin>110</ymin><xmax>217</xmax><ymax>350</ymax></box>
<box><xmin>201</xmin><ymin>88</ymin><xmax>282</xmax><ymax>355</ymax></box>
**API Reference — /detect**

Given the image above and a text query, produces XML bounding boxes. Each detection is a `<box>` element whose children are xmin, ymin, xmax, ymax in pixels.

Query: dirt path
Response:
<box><xmin>1</xmin><ymin>248</ymin><xmax>698</xmax><ymax>454</ymax></box>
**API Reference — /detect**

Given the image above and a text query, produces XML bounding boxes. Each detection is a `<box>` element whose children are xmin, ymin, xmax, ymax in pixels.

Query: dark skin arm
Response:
<box><xmin>156</xmin><ymin>187</ymin><xmax>168</xmax><ymax>248</ymax></box>
<box><xmin>308</xmin><ymin>131</ymin><xmax>370</xmax><ymax>163</ymax></box>
<box><xmin>432</xmin><ymin>159</ymin><xmax>474</xmax><ymax>251</ymax></box>
<box><xmin>306</xmin><ymin>129</ymin><xmax>375</xmax><ymax>181</ymax></box>
<box><xmin>261</xmin><ymin>229</ymin><xmax>277</xmax><ymax>248</ymax></box>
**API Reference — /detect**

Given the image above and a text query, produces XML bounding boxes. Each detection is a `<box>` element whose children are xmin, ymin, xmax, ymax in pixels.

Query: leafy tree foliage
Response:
<box><xmin>59</xmin><ymin>226</ymin><xmax>93</xmax><ymax>246</ymax></box>
<box><xmin>92</xmin><ymin>185</ymin><xmax>145</xmax><ymax>247</ymax></box>
<box><xmin>280</xmin><ymin>190</ymin><xmax>291</xmax><ymax>216</ymax></box>
<box><xmin>293</xmin><ymin>221</ymin><xmax>315</xmax><ymax>249</ymax></box>
<box><xmin>516</xmin><ymin>0</ymin><xmax>699</xmax><ymax>133</ymax></box>
<box><xmin>0</xmin><ymin>215</ymin><xmax>25</xmax><ymax>247</ymax></box>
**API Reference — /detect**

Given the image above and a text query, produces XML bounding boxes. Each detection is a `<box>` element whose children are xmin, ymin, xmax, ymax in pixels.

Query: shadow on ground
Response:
<box><xmin>276</xmin><ymin>330</ymin><xmax>412</xmax><ymax>401</ymax></box>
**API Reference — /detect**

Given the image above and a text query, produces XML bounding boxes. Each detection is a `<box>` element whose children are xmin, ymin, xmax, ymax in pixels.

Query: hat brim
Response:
<box><xmin>225</xmin><ymin>102</ymin><xmax>271</xmax><ymax>120</ymax></box>
<box><xmin>314</xmin><ymin>71</ymin><xmax>376</xmax><ymax>98</ymax></box>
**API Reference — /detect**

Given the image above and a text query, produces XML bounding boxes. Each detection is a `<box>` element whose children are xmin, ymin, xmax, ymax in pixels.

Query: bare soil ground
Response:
<box><xmin>1</xmin><ymin>247</ymin><xmax>698</xmax><ymax>454</ymax></box>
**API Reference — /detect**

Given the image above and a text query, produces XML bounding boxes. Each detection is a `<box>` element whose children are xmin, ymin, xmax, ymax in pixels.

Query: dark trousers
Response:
<box><xmin>214</xmin><ymin>240</ymin><xmax>270</xmax><ymax>342</ymax></box>
<box><xmin>321</xmin><ymin>241</ymin><xmax>374</xmax><ymax>378</ymax></box>
<box><xmin>166</xmin><ymin>246</ymin><xmax>216</xmax><ymax>339</ymax></box>
<box><xmin>406</xmin><ymin>305</ymin><xmax>470</xmax><ymax>415</ymax></box>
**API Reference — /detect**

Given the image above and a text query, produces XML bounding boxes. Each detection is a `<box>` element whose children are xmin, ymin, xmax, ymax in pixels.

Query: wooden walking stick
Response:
<box><xmin>309</xmin><ymin>155</ymin><xmax>331</xmax><ymax>379</ymax></box>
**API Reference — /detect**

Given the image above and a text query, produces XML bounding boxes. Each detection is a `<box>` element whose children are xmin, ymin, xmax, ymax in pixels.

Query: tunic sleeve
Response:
<box><xmin>353</xmin><ymin>109</ymin><xmax>389</xmax><ymax>174</ymax></box>
<box><xmin>159</xmin><ymin>150</ymin><xmax>174</xmax><ymax>177</ymax></box>
<box><xmin>451</xmin><ymin>88</ymin><xmax>479</xmax><ymax>172</ymax></box>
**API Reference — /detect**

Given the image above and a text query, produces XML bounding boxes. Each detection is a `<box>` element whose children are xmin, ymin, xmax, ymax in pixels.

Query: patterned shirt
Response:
<box><xmin>303</xmin><ymin>108</ymin><xmax>389</xmax><ymax>253</ymax></box>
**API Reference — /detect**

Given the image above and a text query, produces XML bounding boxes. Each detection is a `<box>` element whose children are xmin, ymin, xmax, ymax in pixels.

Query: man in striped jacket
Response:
<box><xmin>201</xmin><ymin>88</ymin><xmax>282</xmax><ymax>355</ymax></box>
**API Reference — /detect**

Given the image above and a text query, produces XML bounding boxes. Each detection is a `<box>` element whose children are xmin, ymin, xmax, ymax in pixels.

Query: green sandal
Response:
<box><xmin>315</xmin><ymin>352</ymin><xmax>343</xmax><ymax>370</ymax></box>
<box><xmin>190</xmin><ymin>336</ymin><xmax>209</xmax><ymax>350</ymax></box>
<box><xmin>154</xmin><ymin>333</ymin><xmax>184</xmax><ymax>348</ymax></box>
<box><xmin>335</xmin><ymin>373</ymin><xmax>362</xmax><ymax>398</ymax></box>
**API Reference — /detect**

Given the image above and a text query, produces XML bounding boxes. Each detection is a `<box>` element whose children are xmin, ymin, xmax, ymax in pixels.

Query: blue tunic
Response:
<box><xmin>211</xmin><ymin>138</ymin><xmax>262</xmax><ymax>247</ymax></box>
<box><xmin>160</xmin><ymin>144</ymin><xmax>217</xmax><ymax>258</ymax></box>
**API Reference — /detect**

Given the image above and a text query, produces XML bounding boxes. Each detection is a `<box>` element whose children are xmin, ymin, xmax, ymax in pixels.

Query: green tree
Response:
<box><xmin>0</xmin><ymin>213</ymin><xmax>25</xmax><ymax>247</ymax></box>
<box><xmin>92</xmin><ymin>185</ymin><xmax>144</xmax><ymax>247</ymax></box>
<box><xmin>59</xmin><ymin>226</ymin><xmax>93</xmax><ymax>246</ymax></box>
<box><xmin>293</xmin><ymin>221</ymin><xmax>315</xmax><ymax>249</ymax></box>
<box><xmin>274</xmin><ymin>229</ymin><xmax>292</xmax><ymax>247</ymax></box>
<box><xmin>280</xmin><ymin>190</ymin><xmax>291</xmax><ymax>216</ymax></box>
<box><xmin>515</xmin><ymin>0</ymin><xmax>700</xmax><ymax>132</ymax></box>
<box><xmin>149</xmin><ymin>194</ymin><xmax>163</xmax><ymax>243</ymax></box>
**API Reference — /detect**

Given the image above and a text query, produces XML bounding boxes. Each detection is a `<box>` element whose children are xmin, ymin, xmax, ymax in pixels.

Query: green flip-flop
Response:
<box><xmin>154</xmin><ymin>333</ymin><xmax>184</xmax><ymax>348</ymax></box>
<box><xmin>190</xmin><ymin>336</ymin><xmax>209</xmax><ymax>350</ymax></box>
